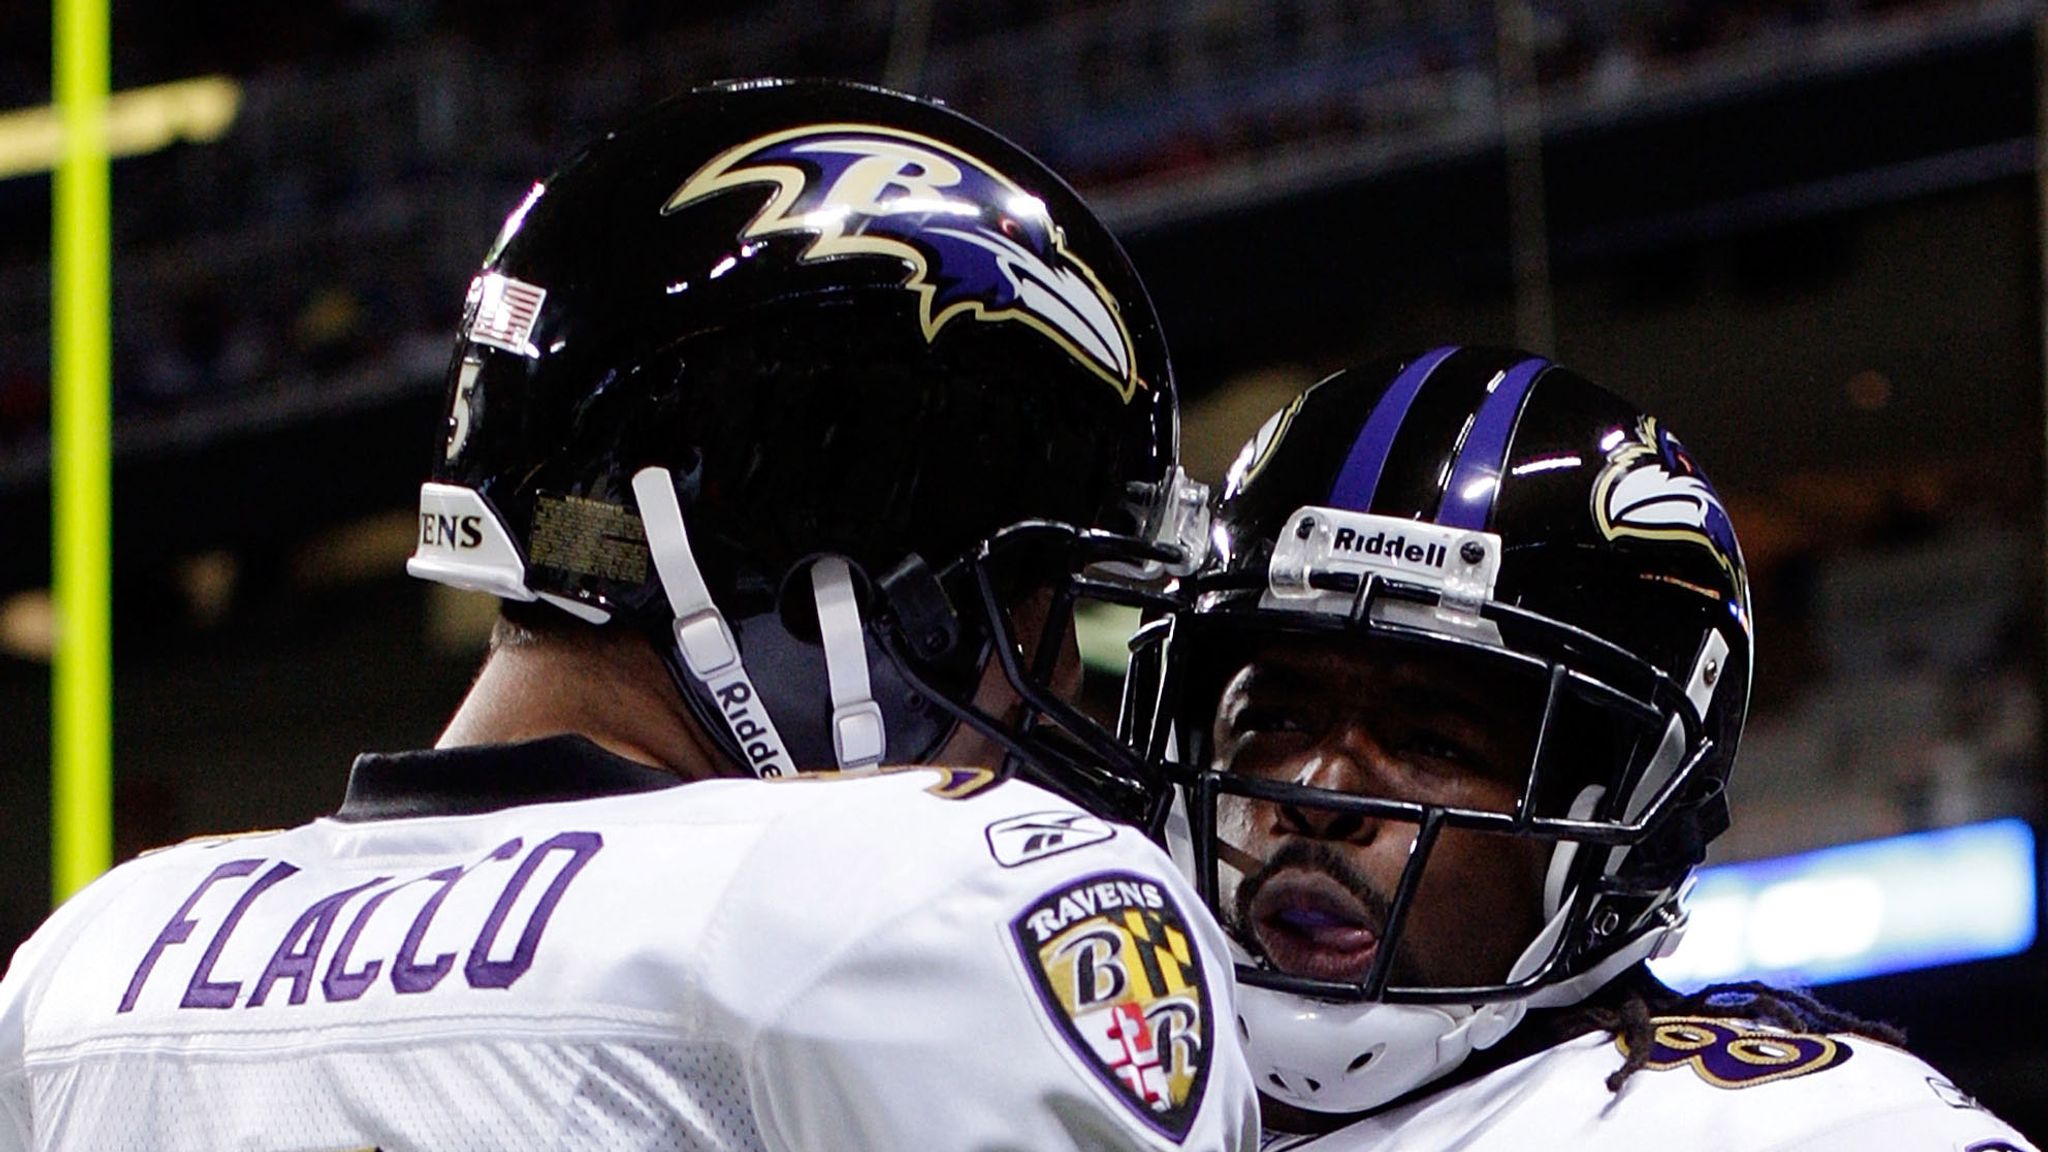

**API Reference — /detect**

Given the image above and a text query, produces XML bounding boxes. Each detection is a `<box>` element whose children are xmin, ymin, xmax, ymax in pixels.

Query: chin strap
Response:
<box><xmin>812</xmin><ymin>556</ymin><xmax>886</xmax><ymax>770</ymax></box>
<box><xmin>632</xmin><ymin>466</ymin><xmax>794</xmax><ymax>779</ymax></box>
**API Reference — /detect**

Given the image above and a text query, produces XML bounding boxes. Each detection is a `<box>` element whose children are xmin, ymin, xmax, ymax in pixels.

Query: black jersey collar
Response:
<box><xmin>334</xmin><ymin>734</ymin><xmax>682</xmax><ymax>822</ymax></box>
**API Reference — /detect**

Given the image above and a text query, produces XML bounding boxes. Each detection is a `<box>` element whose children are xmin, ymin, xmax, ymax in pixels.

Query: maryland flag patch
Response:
<box><xmin>1011</xmin><ymin>872</ymin><xmax>1211</xmax><ymax>1142</ymax></box>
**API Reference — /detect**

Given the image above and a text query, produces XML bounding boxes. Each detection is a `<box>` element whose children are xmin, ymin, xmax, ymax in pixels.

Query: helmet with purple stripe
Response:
<box><xmin>1125</xmin><ymin>346</ymin><xmax>1752</xmax><ymax>1114</ymax></box>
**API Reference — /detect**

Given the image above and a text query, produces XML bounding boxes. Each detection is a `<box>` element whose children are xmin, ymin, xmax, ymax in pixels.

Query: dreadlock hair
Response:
<box><xmin>1576</xmin><ymin>968</ymin><xmax>1908</xmax><ymax>1092</ymax></box>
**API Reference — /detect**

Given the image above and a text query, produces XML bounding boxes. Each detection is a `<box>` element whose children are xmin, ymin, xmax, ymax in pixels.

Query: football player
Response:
<box><xmin>1123</xmin><ymin>346</ymin><xmax>2037</xmax><ymax>1149</ymax></box>
<box><xmin>0</xmin><ymin>80</ymin><xmax>1257</xmax><ymax>1151</ymax></box>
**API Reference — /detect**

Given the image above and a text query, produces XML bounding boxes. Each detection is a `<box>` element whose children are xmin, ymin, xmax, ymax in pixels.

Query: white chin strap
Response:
<box><xmin>811</xmin><ymin>556</ymin><xmax>886</xmax><ymax>770</ymax></box>
<box><xmin>632</xmin><ymin>466</ymin><xmax>794</xmax><ymax>778</ymax></box>
<box><xmin>634</xmin><ymin>466</ymin><xmax>889</xmax><ymax>775</ymax></box>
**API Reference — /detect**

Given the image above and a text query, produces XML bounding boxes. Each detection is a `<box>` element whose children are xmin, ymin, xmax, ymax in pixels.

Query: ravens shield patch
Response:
<box><xmin>1011</xmin><ymin>872</ymin><xmax>1211</xmax><ymax>1142</ymax></box>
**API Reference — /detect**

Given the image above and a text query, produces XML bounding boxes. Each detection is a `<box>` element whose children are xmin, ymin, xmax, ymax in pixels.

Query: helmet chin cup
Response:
<box><xmin>1237</xmin><ymin>982</ymin><xmax>1524</xmax><ymax>1115</ymax></box>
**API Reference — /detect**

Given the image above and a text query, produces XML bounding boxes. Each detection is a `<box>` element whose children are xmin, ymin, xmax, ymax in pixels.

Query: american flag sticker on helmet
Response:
<box><xmin>1010</xmin><ymin>871</ymin><xmax>1211</xmax><ymax>1142</ymax></box>
<box><xmin>467</xmin><ymin>272</ymin><xmax>547</xmax><ymax>357</ymax></box>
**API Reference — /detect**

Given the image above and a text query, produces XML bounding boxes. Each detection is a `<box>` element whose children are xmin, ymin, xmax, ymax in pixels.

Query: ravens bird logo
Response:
<box><xmin>1592</xmin><ymin>417</ymin><xmax>1745</xmax><ymax>598</ymax></box>
<box><xmin>664</xmin><ymin>123</ymin><xmax>1141</xmax><ymax>402</ymax></box>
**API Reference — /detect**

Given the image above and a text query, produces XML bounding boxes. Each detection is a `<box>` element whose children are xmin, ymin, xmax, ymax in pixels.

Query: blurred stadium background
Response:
<box><xmin>2</xmin><ymin>0</ymin><xmax>2044</xmax><ymax>1134</ymax></box>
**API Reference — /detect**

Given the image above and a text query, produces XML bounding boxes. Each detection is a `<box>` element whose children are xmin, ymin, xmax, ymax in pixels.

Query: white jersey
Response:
<box><xmin>1265</xmin><ymin>1015</ymin><xmax>2038</xmax><ymax>1152</ymax></box>
<box><xmin>0</xmin><ymin>736</ymin><xmax>1257</xmax><ymax>1152</ymax></box>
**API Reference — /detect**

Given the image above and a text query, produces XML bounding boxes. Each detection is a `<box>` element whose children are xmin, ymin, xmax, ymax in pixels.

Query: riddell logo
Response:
<box><xmin>420</xmin><ymin>513</ymin><xmax>484</xmax><ymax>550</ymax></box>
<box><xmin>714</xmin><ymin>680</ymin><xmax>789</xmax><ymax>778</ymax></box>
<box><xmin>1332</xmin><ymin>527</ymin><xmax>1447</xmax><ymax>568</ymax></box>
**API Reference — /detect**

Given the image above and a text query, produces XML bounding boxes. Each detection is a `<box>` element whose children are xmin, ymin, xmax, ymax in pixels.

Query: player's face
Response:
<box><xmin>1208</xmin><ymin>636</ymin><xmax>1548</xmax><ymax>990</ymax></box>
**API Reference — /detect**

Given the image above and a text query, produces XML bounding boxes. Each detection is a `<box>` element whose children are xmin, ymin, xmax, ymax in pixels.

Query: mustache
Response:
<box><xmin>1232</xmin><ymin>838</ymin><xmax>1388</xmax><ymax>931</ymax></box>
<box><xmin>1229</xmin><ymin>838</ymin><xmax>1428</xmax><ymax>987</ymax></box>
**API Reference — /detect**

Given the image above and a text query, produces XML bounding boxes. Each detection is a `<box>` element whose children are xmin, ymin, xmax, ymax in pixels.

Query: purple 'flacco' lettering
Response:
<box><xmin>390</xmin><ymin>865</ymin><xmax>466</xmax><ymax>994</ymax></box>
<box><xmin>390</xmin><ymin>837</ymin><xmax>522</xmax><ymax>994</ymax></box>
<box><xmin>319</xmin><ymin>839</ymin><xmax>522</xmax><ymax>1003</ymax></box>
<box><xmin>180</xmin><ymin>861</ymin><xmax>300</xmax><ymax>1009</ymax></box>
<box><xmin>247</xmin><ymin>876</ymin><xmax>389</xmax><ymax>1008</ymax></box>
<box><xmin>118</xmin><ymin>858</ymin><xmax>265</xmax><ymax>1013</ymax></box>
<box><xmin>466</xmin><ymin>831</ymin><xmax>604</xmax><ymax>990</ymax></box>
<box><xmin>321</xmin><ymin>885</ymin><xmax>399</xmax><ymax>1003</ymax></box>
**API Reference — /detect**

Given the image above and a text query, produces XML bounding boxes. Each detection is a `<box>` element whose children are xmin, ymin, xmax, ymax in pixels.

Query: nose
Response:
<box><xmin>1275</xmin><ymin>800</ymin><xmax>1373</xmax><ymax>841</ymax></box>
<box><xmin>1272</xmin><ymin>727</ymin><xmax>1385</xmax><ymax>842</ymax></box>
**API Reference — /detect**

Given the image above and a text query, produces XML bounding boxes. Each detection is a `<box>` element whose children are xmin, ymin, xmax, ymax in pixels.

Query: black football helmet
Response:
<box><xmin>1125</xmin><ymin>346</ymin><xmax>1751</xmax><ymax>1112</ymax></box>
<box><xmin>408</xmin><ymin>78</ymin><xmax>1205</xmax><ymax>824</ymax></box>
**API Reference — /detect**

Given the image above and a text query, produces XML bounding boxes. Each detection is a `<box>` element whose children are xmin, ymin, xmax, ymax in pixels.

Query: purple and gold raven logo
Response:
<box><xmin>664</xmin><ymin>124</ymin><xmax>1141</xmax><ymax>402</ymax></box>
<box><xmin>1593</xmin><ymin>417</ymin><xmax>1744</xmax><ymax>596</ymax></box>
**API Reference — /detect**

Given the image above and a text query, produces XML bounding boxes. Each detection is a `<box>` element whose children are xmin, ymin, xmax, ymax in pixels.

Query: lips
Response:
<box><xmin>1245</xmin><ymin>868</ymin><xmax>1382</xmax><ymax>983</ymax></box>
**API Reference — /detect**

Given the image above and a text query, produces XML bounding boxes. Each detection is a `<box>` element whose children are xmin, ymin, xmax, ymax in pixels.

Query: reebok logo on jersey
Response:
<box><xmin>1011</xmin><ymin>872</ymin><xmax>1211</xmax><ymax>1143</ymax></box>
<box><xmin>985</xmin><ymin>810</ymin><xmax>1115</xmax><ymax>868</ymax></box>
<box><xmin>1931</xmin><ymin>1076</ymin><xmax>1995</xmax><ymax>1112</ymax></box>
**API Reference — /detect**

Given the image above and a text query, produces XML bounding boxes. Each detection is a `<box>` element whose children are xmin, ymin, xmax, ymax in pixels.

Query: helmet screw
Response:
<box><xmin>1460</xmin><ymin>541</ymin><xmax>1486</xmax><ymax>564</ymax></box>
<box><xmin>1295</xmin><ymin>517</ymin><xmax>1316</xmax><ymax>540</ymax></box>
<box><xmin>1594</xmin><ymin>909</ymin><xmax>1622</xmax><ymax>937</ymax></box>
<box><xmin>1703</xmin><ymin>659</ymin><xmax>1720</xmax><ymax>687</ymax></box>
